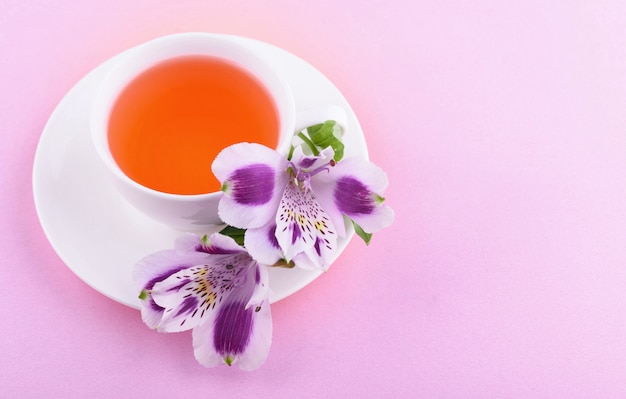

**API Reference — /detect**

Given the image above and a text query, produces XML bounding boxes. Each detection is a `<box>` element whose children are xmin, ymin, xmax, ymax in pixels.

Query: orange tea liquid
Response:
<box><xmin>108</xmin><ymin>55</ymin><xmax>279</xmax><ymax>195</ymax></box>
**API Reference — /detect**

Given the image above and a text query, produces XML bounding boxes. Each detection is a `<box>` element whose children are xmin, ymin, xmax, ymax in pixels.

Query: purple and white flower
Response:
<box><xmin>212</xmin><ymin>142</ymin><xmax>394</xmax><ymax>271</ymax></box>
<box><xmin>133</xmin><ymin>121</ymin><xmax>393</xmax><ymax>370</ymax></box>
<box><xmin>133</xmin><ymin>233</ymin><xmax>271</xmax><ymax>370</ymax></box>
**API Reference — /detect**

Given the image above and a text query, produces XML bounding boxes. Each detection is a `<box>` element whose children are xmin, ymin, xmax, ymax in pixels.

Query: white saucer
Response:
<box><xmin>32</xmin><ymin>35</ymin><xmax>367</xmax><ymax>309</ymax></box>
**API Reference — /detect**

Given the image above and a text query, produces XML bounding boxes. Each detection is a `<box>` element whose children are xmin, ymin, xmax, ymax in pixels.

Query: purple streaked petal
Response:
<box><xmin>175</xmin><ymin>296</ymin><xmax>199</xmax><ymax>318</ymax></box>
<box><xmin>299</xmin><ymin>235</ymin><xmax>336</xmax><ymax>271</ymax></box>
<box><xmin>275</xmin><ymin>182</ymin><xmax>336</xmax><ymax>269</ymax></box>
<box><xmin>213</xmin><ymin>143</ymin><xmax>289</xmax><ymax>229</ymax></box>
<box><xmin>133</xmin><ymin>250</ymin><xmax>210</xmax><ymax>292</ymax></box>
<box><xmin>192</xmin><ymin>264</ymin><xmax>272</xmax><ymax>370</ymax></box>
<box><xmin>267</xmin><ymin>224</ymin><xmax>280</xmax><ymax>249</ymax></box>
<box><xmin>291</xmin><ymin>221</ymin><xmax>302</xmax><ymax>244</ymax></box>
<box><xmin>133</xmin><ymin>249</ymin><xmax>211</xmax><ymax>329</ymax></box>
<box><xmin>311</xmin><ymin>157</ymin><xmax>393</xmax><ymax>236</ymax></box>
<box><xmin>307</xmin><ymin>172</ymin><xmax>346</xmax><ymax>236</ymax></box>
<box><xmin>213</xmin><ymin>301</ymin><xmax>254</xmax><ymax>355</ymax></box>
<box><xmin>231</xmin><ymin>297</ymin><xmax>271</xmax><ymax>371</ymax></box>
<box><xmin>174</xmin><ymin>233</ymin><xmax>243</xmax><ymax>255</ymax></box>
<box><xmin>149</xmin><ymin>265</ymin><xmax>214</xmax><ymax>332</ymax></box>
<box><xmin>193</xmin><ymin>298</ymin><xmax>272</xmax><ymax>370</ymax></box>
<box><xmin>334</xmin><ymin>177</ymin><xmax>376</xmax><ymax>214</ymax></box>
<box><xmin>228</xmin><ymin>164</ymin><xmax>275</xmax><ymax>205</ymax></box>
<box><xmin>144</xmin><ymin>266</ymin><xmax>188</xmax><ymax>293</ymax></box>
<box><xmin>150</xmin><ymin>252</ymin><xmax>255</xmax><ymax>333</ymax></box>
<box><xmin>195</xmin><ymin>233</ymin><xmax>246</xmax><ymax>255</ymax></box>
<box><xmin>244</xmin><ymin>223</ymin><xmax>284</xmax><ymax>266</ymax></box>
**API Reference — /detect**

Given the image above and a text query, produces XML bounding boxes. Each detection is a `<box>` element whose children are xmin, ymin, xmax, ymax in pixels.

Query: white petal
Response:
<box><xmin>244</xmin><ymin>223</ymin><xmax>284</xmax><ymax>266</ymax></box>
<box><xmin>275</xmin><ymin>182</ymin><xmax>337</xmax><ymax>270</ymax></box>
<box><xmin>140</xmin><ymin>303</ymin><xmax>167</xmax><ymax>330</ymax></box>
<box><xmin>174</xmin><ymin>233</ymin><xmax>203</xmax><ymax>252</ymax></box>
<box><xmin>245</xmin><ymin>264</ymin><xmax>270</xmax><ymax>309</ymax></box>
<box><xmin>192</xmin><ymin>319</ymin><xmax>222</xmax><ymax>368</ymax></box>
<box><xmin>289</xmin><ymin>252</ymin><xmax>322</xmax><ymax>271</ymax></box>
<box><xmin>308</xmin><ymin>173</ymin><xmax>347</xmax><ymax>236</ymax></box>
<box><xmin>350</xmin><ymin>205</ymin><xmax>395</xmax><ymax>235</ymax></box>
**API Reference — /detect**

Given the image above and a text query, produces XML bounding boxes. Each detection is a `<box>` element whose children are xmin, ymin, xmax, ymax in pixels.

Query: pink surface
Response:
<box><xmin>3</xmin><ymin>0</ymin><xmax>626</xmax><ymax>397</ymax></box>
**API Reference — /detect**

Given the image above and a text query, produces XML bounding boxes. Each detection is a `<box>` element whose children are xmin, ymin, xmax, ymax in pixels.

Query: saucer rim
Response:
<box><xmin>32</xmin><ymin>34</ymin><xmax>366</xmax><ymax>308</ymax></box>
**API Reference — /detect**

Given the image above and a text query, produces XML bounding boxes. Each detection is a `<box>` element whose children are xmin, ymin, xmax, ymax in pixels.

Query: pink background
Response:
<box><xmin>3</xmin><ymin>0</ymin><xmax>626</xmax><ymax>397</ymax></box>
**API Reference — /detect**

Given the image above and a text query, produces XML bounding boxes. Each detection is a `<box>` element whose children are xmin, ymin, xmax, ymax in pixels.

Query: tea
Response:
<box><xmin>108</xmin><ymin>55</ymin><xmax>279</xmax><ymax>195</ymax></box>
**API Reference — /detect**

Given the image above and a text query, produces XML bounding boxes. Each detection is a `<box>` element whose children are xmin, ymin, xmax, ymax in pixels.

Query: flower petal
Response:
<box><xmin>276</xmin><ymin>237</ymin><xmax>337</xmax><ymax>271</ymax></box>
<box><xmin>173</xmin><ymin>233</ymin><xmax>203</xmax><ymax>252</ymax></box>
<box><xmin>133</xmin><ymin>249</ymin><xmax>210</xmax><ymax>329</ymax></box>
<box><xmin>275</xmin><ymin>182</ymin><xmax>337</xmax><ymax>270</ymax></box>
<box><xmin>289</xmin><ymin>251</ymin><xmax>326</xmax><ymax>271</ymax></box>
<box><xmin>196</xmin><ymin>232</ymin><xmax>247</xmax><ymax>255</ymax></box>
<box><xmin>192</xmin><ymin>264</ymin><xmax>272</xmax><ymax>370</ymax></box>
<box><xmin>133</xmin><ymin>250</ymin><xmax>209</xmax><ymax>291</ymax></box>
<box><xmin>312</xmin><ymin>157</ymin><xmax>394</xmax><ymax>236</ymax></box>
<box><xmin>229</xmin><ymin>298</ymin><xmax>272</xmax><ymax>371</ymax></box>
<box><xmin>150</xmin><ymin>252</ymin><xmax>255</xmax><ymax>333</ymax></box>
<box><xmin>212</xmin><ymin>143</ymin><xmax>289</xmax><ymax>229</ymax></box>
<box><xmin>245</xmin><ymin>264</ymin><xmax>270</xmax><ymax>309</ymax></box>
<box><xmin>244</xmin><ymin>223</ymin><xmax>284</xmax><ymax>266</ymax></box>
<box><xmin>290</xmin><ymin>145</ymin><xmax>335</xmax><ymax>172</ymax></box>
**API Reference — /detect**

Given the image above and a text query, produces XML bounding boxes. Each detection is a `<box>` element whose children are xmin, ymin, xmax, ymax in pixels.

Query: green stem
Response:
<box><xmin>297</xmin><ymin>132</ymin><xmax>320</xmax><ymax>156</ymax></box>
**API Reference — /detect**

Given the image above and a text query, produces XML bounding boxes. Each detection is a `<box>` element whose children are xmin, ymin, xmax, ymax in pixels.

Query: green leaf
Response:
<box><xmin>219</xmin><ymin>225</ymin><xmax>246</xmax><ymax>247</ymax></box>
<box><xmin>352</xmin><ymin>221</ymin><xmax>373</xmax><ymax>245</ymax></box>
<box><xmin>305</xmin><ymin>120</ymin><xmax>345</xmax><ymax>162</ymax></box>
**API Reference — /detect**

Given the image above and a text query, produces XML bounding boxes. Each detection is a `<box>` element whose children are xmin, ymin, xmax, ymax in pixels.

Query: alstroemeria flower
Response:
<box><xmin>212</xmin><ymin>142</ymin><xmax>394</xmax><ymax>270</ymax></box>
<box><xmin>133</xmin><ymin>233</ymin><xmax>271</xmax><ymax>370</ymax></box>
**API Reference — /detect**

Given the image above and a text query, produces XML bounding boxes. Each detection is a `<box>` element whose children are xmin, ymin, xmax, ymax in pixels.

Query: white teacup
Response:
<box><xmin>90</xmin><ymin>33</ymin><xmax>345</xmax><ymax>231</ymax></box>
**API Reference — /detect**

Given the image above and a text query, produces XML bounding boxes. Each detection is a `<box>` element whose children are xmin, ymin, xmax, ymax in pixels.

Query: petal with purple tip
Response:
<box><xmin>312</xmin><ymin>157</ymin><xmax>394</xmax><ymax>237</ymax></box>
<box><xmin>150</xmin><ymin>252</ymin><xmax>255</xmax><ymax>333</ymax></box>
<box><xmin>212</xmin><ymin>143</ymin><xmax>289</xmax><ymax>229</ymax></box>
<box><xmin>335</xmin><ymin>177</ymin><xmax>377</xmax><ymax>214</ymax></box>
<box><xmin>133</xmin><ymin>249</ymin><xmax>210</xmax><ymax>329</ymax></box>
<box><xmin>195</xmin><ymin>232</ymin><xmax>248</xmax><ymax>255</ymax></box>
<box><xmin>228</xmin><ymin>163</ymin><xmax>275</xmax><ymax>205</ymax></box>
<box><xmin>192</xmin><ymin>264</ymin><xmax>272</xmax><ymax>370</ymax></box>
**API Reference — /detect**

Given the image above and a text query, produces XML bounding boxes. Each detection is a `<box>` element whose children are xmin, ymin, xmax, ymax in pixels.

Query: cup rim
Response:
<box><xmin>90</xmin><ymin>32</ymin><xmax>295</xmax><ymax>201</ymax></box>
